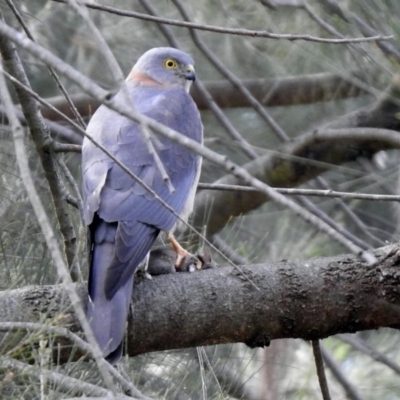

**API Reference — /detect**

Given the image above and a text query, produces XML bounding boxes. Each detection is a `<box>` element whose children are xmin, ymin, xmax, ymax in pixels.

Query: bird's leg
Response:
<box><xmin>167</xmin><ymin>232</ymin><xmax>201</xmax><ymax>271</ymax></box>
<box><xmin>138</xmin><ymin>252</ymin><xmax>152</xmax><ymax>280</ymax></box>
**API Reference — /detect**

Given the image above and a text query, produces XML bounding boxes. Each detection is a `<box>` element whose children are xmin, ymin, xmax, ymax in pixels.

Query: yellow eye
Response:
<box><xmin>163</xmin><ymin>58</ymin><xmax>177</xmax><ymax>69</ymax></box>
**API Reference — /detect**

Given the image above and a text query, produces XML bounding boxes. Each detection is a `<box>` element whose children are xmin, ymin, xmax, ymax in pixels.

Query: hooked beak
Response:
<box><xmin>184</xmin><ymin>64</ymin><xmax>196</xmax><ymax>82</ymax></box>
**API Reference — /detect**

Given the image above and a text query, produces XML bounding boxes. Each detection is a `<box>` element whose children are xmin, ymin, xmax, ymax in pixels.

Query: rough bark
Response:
<box><xmin>1</xmin><ymin>244</ymin><xmax>400</xmax><ymax>363</ymax></box>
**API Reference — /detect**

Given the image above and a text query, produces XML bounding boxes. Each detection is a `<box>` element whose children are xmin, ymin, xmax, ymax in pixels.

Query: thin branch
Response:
<box><xmin>319</xmin><ymin>0</ymin><xmax>400</xmax><ymax>62</ymax></box>
<box><xmin>0</xmin><ymin>104</ymin><xmax>82</xmax><ymax>144</ymax></box>
<box><xmin>5</xmin><ymin>0</ymin><xmax>86</xmax><ymax>128</ymax></box>
<box><xmin>198</xmin><ymin>183</ymin><xmax>400</xmax><ymax>201</ymax></box>
<box><xmin>51</xmin><ymin>0</ymin><xmax>393</xmax><ymax>43</ymax></box>
<box><xmin>172</xmin><ymin>0</ymin><xmax>289</xmax><ymax>142</ymax></box>
<box><xmin>55</xmin><ymin>155</ymin><xmax>82</xmax><ymax>209</ymax></box>
<box><xmin>0</xmin><ymin>25</ymin><xmax>80</xmax><ymax>282</ymax></box>
<box><xmin>337</xmin><ymin>334</ymin><xmax>400</xmax><ymax>376</ymax></box>
<box><xmin>314</xmin><ymin>177</ymin><xmax>385</xmax><ymax>247</ymax></box>
<box><xmin>0</xmin><ymin>56</ymin><xmax>117</xmax><ymax>393</ymax></box>
<box><xmin>320</xmin><ymin>343</ymin><xmax>364</xmax><ymax>400</ymax></box>
<box><xmin>193</xmin><ymin>126</ymin><xmax>400</xmax><ymax>238</ymax></box>
<box><xmin>294</xmin><ymin>194</ymin><xmax>370</xmax><ymax>250</ymax></box>
<box><xmin>210</xmin><ymin>235</ymin><xmax>248</xmax><ymax>266</ymax></box>
<box><xmin>0</xmin><ymin>66</ymin><xmax>85</xmax><ymax>145</ymax></box>
<box><xmin>0</xmin><ymin>322</ymin><xmax>150</xmax><ymax>399</ymax></box>
<box><xmin>301</xmin><ymin>0</ymin><xmax>391</xmax><ymax>76</ymax></box>
<box><xmin>0</xmin><ymin>356</ymin><xmax>113</xmax><ymax>398</ymax></box>
<box><xmin>65</xmin><ymin>0</ymin><xmax>124</xmax><ymax>85</ymax></box>
<box><xmin>52</xmin><ymin>143</ymin><xmax>82</xmax><ymax>153</ymax></box>
<box><xmin>312</xmin><ymin>340</ymin><xmax>332</xmax><ymax>400</ymax></box>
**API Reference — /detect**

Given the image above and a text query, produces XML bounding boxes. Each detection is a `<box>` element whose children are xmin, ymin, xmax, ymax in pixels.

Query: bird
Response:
<box><xmin>81</xmin><ymin>47</ymin><xmax>203</xmax><ymax>363</ymax></box>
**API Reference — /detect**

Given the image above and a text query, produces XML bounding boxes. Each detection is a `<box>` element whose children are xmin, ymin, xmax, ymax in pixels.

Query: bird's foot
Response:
<box><xmin>136</xmin><ymin>252</ymin><xmax>153</xmax><ymax>280</ymax></box>
<box><xmin>176</xmin><ymin>246</ymin><xmax>217</xmax><ymax>271</ymax></box>
<box><xmin>168</xmin><ymin>233</ymin><xmax>202</xmax><ymax>272</ymax></box>
<box><xmin>196</xmin><ymin>247</ymin><xmax>216</xmax><ymax>269</ymax></box>
<box><xmin>176</xmin><ymin>252</ymin><xmax>201</xmax><ymax>272</ymax></box>
<box><xmin>147</xmin><ymin>241</ymin><xmax>217</xmax><ymax>275</ymax></box>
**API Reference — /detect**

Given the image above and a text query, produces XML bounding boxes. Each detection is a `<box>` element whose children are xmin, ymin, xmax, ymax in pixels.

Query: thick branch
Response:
<box><xmin>40</xmin><ymin>71</ymin><xmax>370</xmax><ymax>122</ymax></box>
<box><xmin>0</xmin><ymin>244</ymin><xmax>399</xmax><ymax>362</ymax></box>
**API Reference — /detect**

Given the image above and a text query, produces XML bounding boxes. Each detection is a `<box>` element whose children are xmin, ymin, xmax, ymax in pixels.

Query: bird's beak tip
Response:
<box><xmin>185</xmin><ymin>64</ymin><xmax>196</xmax><ymax>81</ymax></box>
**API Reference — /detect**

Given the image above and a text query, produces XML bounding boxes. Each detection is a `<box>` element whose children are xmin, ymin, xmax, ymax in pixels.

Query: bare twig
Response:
<box><xmin>5</xmin><ymin>0</ymin><xmax>86</xmax><ymax>128</ymax></box>
<box><xmin>55</xmin><ymin>155</ymin><xmax>83</xmax><ymax>209</ymax></box>
<box><xmin>312</xmin><ymin>340</ymin><xmax>332</xmax><ymax>400</ymax></box>
<box><xmin>52</xmin><ymin>143</ymin><xmax>82</xmax><ymax>153</ymax></box>
<box><xmin>319</xmin><ymin>0</ymin><xmax>400</xmax><ymax>62</ymax></box>
<box><xmin>320</xmin><ymin>343</ymin><xmax>364</xmax><ymax>400</ymax></box>
<box><xmin>0</xmin><ymin>57</ymin><xmax>117</xmax><ymax>393</ymax></box>
<box><xmin>337</xmin><ymin>334</ymin><xmax>400</xmax><ymax>376</ymax></box>
<box><xmin>0</xmin><ymin>322</ymin><xmax>150</xmax><ymax>399</ymax></box>
<box><xmin>52</xmin><ymin>0</ymin><xmax>393</xmax><ymax>43</ymax></box>
<box><xmin>65</xmin><ymin>0</ymin><xmax>124</xmax><ymax>85</ymax></box>
<box><xmin>193</xmin><ymin>125</ymin><xmax>400</xmax><ymax>237</ymax></box>
<box><xmin>0</xmin><ymin>66</ymin><xmax>85</xmax><ymax>145</ymax></box>
<box><xmin>315</xmin><ymin>177</ymin><xmax>385</xmax><ymax>247</ymax></box>
<box><xmin>301</xmin><ymin>0</ymin><xmax>391</xmax><ymax>76</ymax></box>
<box><xmin>0</xmin><ymin>356</ymin><xmax>114</xmax><ymax>398</ymax></box>
<box><xmin>198</xmin><ymin>183</ymin><xmax>400</xmax><ymax>201</ymax></box>
<box><xmin>0</xmin><ymin>104</ymin><xmax>82</xmax><ymax>143</ymax></box>
<box><xmin>296</xmin><ymin>194</ymin><xmax>370</xmax><ymax>250</ymax></box>
<box><xmin>211</xmin><ymin>235</ymin><xmax>248</xmax><ymax>265</ymax></box>
<box><xmin>0</xmin><ymin>24</ymin><xmax>81</xmax><ymax>281</ymax></box>
<box><xmin>172</xmin><ymin>0</ymin><xmax>289</xmax><ymax>142</ymax></box>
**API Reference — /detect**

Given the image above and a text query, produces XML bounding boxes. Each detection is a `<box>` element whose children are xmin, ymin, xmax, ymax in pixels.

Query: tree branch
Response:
<box><xmin>193</xmin><ymin>125</ymin><xmax>400</xmax><ymax>237</ymax></box>
<box><xmin>0</xmin><ymin>23</ymin><xmax>81</xmax><ymax>282</ymax></box>
<box><xmin>0</xmin><ymin>356</ymin><xmax>113</xmax><ymax>398</ymax></box>
<box><xmin>39</xmin><ymin>71</ymin><xmax>372</xmax><ymax>123</ymax></box>
<box><xmin>1</xmin><ymin>244</ymin><xmax>400</xmax><ymax>363</ymax></box>
<box><xmin>52</xmin><ymin>0</ymin><xmax>392</xmax><ymax>43</ymax></box>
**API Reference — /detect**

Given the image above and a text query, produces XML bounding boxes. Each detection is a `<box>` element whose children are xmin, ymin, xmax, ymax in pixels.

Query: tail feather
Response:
<box><xmin>87</xmin><ymin>216</ymin><xmax>158</xmax><ymax>363</ymax></box>
<box><xmin>87</xmin><ymin>218</ymin><xmax>133</xmax><ymax>362</ymax></box>
<box><xmin>87</xmin><ymin>255</ymin><xmax>134</xmax><ymax>360</ymax></box>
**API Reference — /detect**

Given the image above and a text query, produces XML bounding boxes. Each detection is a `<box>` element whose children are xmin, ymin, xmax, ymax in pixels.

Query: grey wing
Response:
<box><xmin>83</xmin><ymin>88</ymin><xmax>202</xmax><ymax>361</ymax></box>
<box><xmin>83</xmin><ymin>88</ymin><xmax>202</xmax><ymax>298</ymax></box>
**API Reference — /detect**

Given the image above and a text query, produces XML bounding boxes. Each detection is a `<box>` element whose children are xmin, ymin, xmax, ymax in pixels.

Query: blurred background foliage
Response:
<box><xmin>0</xmin><ymin>0</ymin><xmax>400</xmax><ymax>398</ymax></box>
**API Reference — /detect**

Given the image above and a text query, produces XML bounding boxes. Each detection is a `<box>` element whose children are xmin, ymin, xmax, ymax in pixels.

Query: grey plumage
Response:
<box><xmin>82</xmin><ymin>48</ymin><xmax>202</xmax><ymax>363</ymax></box>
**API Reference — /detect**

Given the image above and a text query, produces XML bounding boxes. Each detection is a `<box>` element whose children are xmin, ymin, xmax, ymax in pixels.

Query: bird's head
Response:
<box><xmin>127</xmin><ymin>47</ymin><xmax>196</xmax><ymax>92</ymax></box>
